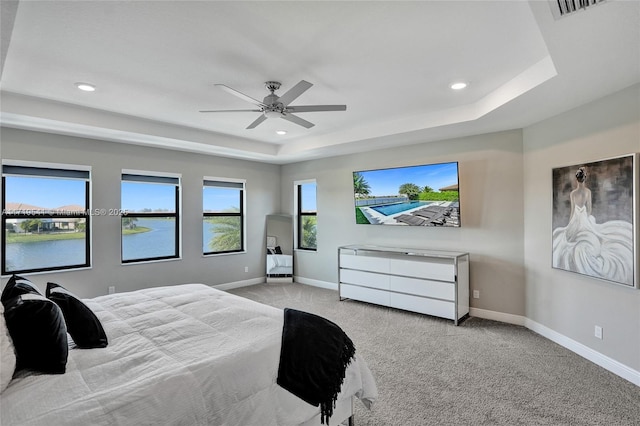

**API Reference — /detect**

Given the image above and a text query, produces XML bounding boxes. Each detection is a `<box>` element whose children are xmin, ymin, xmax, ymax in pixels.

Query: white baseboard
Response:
<box><xmin>212</xmin><ymin>277</ymin><xmax>264</xmax><ymax>291</ymax></box>
<box><xmin>266</xmin><ymin>277</ymin><xmax>293</xmax><ymax>284</ymax></box>
<box><xmin>470</xmin><ymin>307</ymin><xmax>639</xmax><ymax>387</ymax></box>
<box><xmin>470</xmin><ymin>307</ymin><xmax>527</xmax><ymax>326</ymax></box>
<box><xmin>295</xmin><ymin>276</ymin><xmax>338</xmax><ymax>291</ymax></box>
<box><xmin>524</xmin><ymin>318</ymin><xmax>640</xmax><ymax>387</ymax></box>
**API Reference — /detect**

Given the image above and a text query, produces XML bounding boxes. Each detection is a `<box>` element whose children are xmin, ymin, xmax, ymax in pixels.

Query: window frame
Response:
<box><xmin>120</xmin><ymin>170</ymin><xmax>181</xmax><ymax>264</ymax></box>
<box><xmin>202</xmin><ymin>177</ymin><xmax>246</xmax><ymax>256</ymax></box>
<box><xmin>2</xmin><ymin>161</ymin><xmax>92</xmax><ymax>275</ymax></box>
<box><xmin>295</xmin><ymin>179</ymin><xmax>317</xmax><ymax>251</ymax></box>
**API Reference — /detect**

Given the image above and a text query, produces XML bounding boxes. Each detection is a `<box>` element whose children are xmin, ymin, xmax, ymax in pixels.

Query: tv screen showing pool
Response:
<box><xmin>353</xmin><ymin>162</ymin><xmax>460</xmax><ymax>227</ymax></box>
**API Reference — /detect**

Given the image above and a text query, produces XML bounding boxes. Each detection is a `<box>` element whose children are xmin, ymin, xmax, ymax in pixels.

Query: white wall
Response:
<box><xmin>523</xmin><ymin>83</ymin><xmax>640</xmax><ymax>372</ymax></box>
<box><xmin>281</xmin><ymin>129</ymin><xmax>527</xmax><ymax>316</ymax></box>
<box><xmin>0</xmin><ymin>128</ymin><xmax>281</xmax><ymax>298</ymax></box>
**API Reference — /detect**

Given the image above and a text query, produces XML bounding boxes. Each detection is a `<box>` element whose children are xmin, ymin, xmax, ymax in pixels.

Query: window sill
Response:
<box><xmin>1</xmin><ymin>266</ymin><xmax>93</xmax><ymax>278</ymax></box>
<box><xmin>202</xmin><ymin>250</ymin><xmax>246</xmax><ymax>258</ymax></box>
<box><xmin>121</xmin><ymin>257</ymin><xmax>182</xmax><ymax>266</ymax></box>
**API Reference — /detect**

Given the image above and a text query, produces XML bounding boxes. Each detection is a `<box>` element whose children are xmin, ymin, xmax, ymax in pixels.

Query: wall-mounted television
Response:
<box><xmin>353</xmin><ymin>161</ymin><xmax>460</xmax><ymax>226</ymax></box>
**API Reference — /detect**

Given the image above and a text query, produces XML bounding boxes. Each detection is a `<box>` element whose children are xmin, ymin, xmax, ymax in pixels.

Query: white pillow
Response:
<box><xmin>1</xmin><ymin>304</ymin><xmax>17</xmax><ymax>393</ymax></box>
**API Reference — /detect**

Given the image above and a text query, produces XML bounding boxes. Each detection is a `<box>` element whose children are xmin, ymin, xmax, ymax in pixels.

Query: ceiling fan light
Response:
<box><xmin>264</xmin><ymin>109</ymin><xmax>282</xmax><ymax>119</ymax></box>
<box><xmin>276</xmin><ymin>130</ymin><xmax>287</xmax><ymax>135</ymax></box>
<box><xmin>450</xmin><ymin>82</ymin><xmax>467</xmax><ymax>90</ymax></box>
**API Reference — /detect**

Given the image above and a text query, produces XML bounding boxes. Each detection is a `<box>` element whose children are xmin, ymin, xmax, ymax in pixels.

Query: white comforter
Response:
<box><xmin>266</xmin><ymin>254</ymin><xmax>293</xmax><ymax>275</ymax></box>
<box><xmin>1</xmin><ymin>284</ymin><xmax>377</xmax><ymax>426</ymax></box>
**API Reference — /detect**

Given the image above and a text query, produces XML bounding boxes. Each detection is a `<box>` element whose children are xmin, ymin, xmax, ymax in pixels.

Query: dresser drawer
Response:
<box><xmin>390</xmin><ymin>276</ymin><xmax>455</xmax><ymax>301</ymax></box>
<box><xmin>340</xmin><ymin>254</ymin><xmax>390</xmax><ymax>274</ymax></box>
<box><xmin>388</xmin><ymin>293</ymin><xmax>456</xmax><ymax>320</ymax></box>
<box><xmin>340</xmin><ymin>269</ymin><xmax>390</xmax><ymax>290</ymax></box>
<box><xmin>388</xmin><ymin>257</ymin><xmax>455</xmax><ymax>281</ymax></box>
<box><xmin>340</xmin><ymin>283</ymin><xmax>390</xmax><ymax>306</ymax></box>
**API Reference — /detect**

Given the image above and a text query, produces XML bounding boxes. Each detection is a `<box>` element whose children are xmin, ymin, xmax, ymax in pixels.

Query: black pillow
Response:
<box><xmin>1</xmin><ymin>275</ymin><xmax>42</xmax><ymax>305</ymax></box>
<box><xmin>46</xmin><ymin>282</ymin><xmax>108</xmax><ymax>349</ymax></box>
<box><xmin>274</xmin><ymin>246</ymin><xmax>283</xmax><ymax>254</ymax></box>
<box><xmin>3</xmin><ymin>293</ymin><xmax>68</xmax><ymax>374</ymax></box>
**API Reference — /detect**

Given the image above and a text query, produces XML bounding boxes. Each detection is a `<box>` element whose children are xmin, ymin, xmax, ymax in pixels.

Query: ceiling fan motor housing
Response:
<box><xmin>263</xmin><ymin>83</ymin><xmax>285</xmax><ymax>118</ymax></box>
<box><xmin>265</xmin><ymin>81</ymin><xmax>281</xmax><ymax>92</ymax></box>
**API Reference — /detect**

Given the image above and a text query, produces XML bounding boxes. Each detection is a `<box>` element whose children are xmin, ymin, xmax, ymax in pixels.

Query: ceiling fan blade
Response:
<box><xmin>286</xmin><ymin>105</ymin><xmax>347</xmax><ymax>113</ymax></box>
<box><xmin>215</xmin><ymin>84</ymin><xmax>266</xmax><ymax>107</ymax></box>
<box><xmin>277</xmin><ymin>80</ymin><xmax>313</xmax><ymax>106</ymax></box>
<box><xmin>281</xmin><ymin>113</ymin><xmax>315</xmax><ymax>129</ymax></box>
<box><xmin>199</xmin><ymin>109</ymin><xmax>262</xmax><ymax>113</ymax></box>
<box><xmin>246</xmin><ymin>114</ymin><xmax>268</xmax><ymax>129</ymax></box>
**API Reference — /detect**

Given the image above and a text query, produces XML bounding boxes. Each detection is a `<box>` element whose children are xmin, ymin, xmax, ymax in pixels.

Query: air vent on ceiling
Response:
<box><xmin>550</xmin><ymin>0</ymin><xmax>606</xmax><ymax>19</ymax></box>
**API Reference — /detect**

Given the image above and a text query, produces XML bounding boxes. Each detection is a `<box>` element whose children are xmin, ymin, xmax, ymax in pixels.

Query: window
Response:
<box><xmin>2</xmin><ymin>163</ymin><xmax>91</xmax><ymax>274</ymax></box>
<box><xmin>296</xmin><ymin>180</ymin><xmax>317</xmax><ymax>251</ymax></box>
<box><xmin>121</xmin><ymin>171</ymin><xmax>180</xmax><ymax>263</ymax></box>
<box><xmin>203</xmin><ymin>178</ymin><xmax>245</xmax><ymax>255</ymax></box>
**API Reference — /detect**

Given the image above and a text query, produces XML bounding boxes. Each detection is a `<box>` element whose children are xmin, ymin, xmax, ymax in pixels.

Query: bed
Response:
<box><xmin>266</xmin><ymin>253</ymin><xmax>294</xmax><ymax>277</ymax></box>
<box><xmin>1</xmin><ymin>282</ymin><xmax>377</xmax><ymax>426</ymax></box>
<box><xmin>266</xmin><ymin>235</ymin><xmax>293</xmax><ymax>277</ymax></box>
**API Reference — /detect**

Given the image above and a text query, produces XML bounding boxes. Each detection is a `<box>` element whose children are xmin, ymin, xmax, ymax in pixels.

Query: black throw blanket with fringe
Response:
<box><xmin>277</xmin><ymin>308</ymin><xmax>356</xmax><ymax>425</ymax></box>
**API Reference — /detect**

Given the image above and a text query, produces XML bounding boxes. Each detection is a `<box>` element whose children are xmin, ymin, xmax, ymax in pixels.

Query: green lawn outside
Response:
<box><xmin>6</xmin><ymin>232</ymin><xmax>86</xmax><ymax>244</ymax></box>
<box><xmin>122</xmin><ymin>226</ymin><xmax>151</xmax><ymax>235</ymax></box>
<box><xmin>6</xmin><ymin>227</ymin><xmax>151</xmax><ymax>243</ymax></box>
<box><xmin>355</xmin><ymin>207</ymin><xmax>371</xmax><ymax>224</ymax></box>
<box><xmin>418</xmin><ymin>191</ymin><xmax>459</xmax><ymax>202</ymax></box>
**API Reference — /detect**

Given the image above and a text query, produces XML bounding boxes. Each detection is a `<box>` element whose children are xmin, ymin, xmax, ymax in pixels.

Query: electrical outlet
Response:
<box><xmin>473</xmin><ymin>290</ymin><xmax>480</xmax><ymax>299</ymax></box>
<box><xmin>108</xmin><ymin>286</ymin><xmax>116</xmax><ymax>295</ymax></box>
<box><xmin>594</xmin><ymin>325</ymin><xmax>603</xmax><ymax>339</ymax></box>
<box><xmin>244</xmin><ymin>266</ymin><xmax>249</xmax><ymax>273</ymax></box>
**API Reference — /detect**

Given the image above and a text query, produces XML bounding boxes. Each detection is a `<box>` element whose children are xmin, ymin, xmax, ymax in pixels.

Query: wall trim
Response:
<box><xmin>469</xmin><ymin>307</ymin><xmax>527</xmax><ymax>326</ymax></box>
<box><xmin>471</xmin><ymin>307</ymin><xmax>639</xmax><ymax>387</ymax></box>
<box><xmin>524</xmin><ymin>318</ymin><xmax>640</xmax><ymax>387</ymax></box>
<box><xmin>212</xmin><ymin>277</ymin><xmax>264</xmax><ymax>291</ymax></box>
<box><xmin>296</xmin><ymin>276</ymin><xmax>338</xmax><ymax>291</ymax></box>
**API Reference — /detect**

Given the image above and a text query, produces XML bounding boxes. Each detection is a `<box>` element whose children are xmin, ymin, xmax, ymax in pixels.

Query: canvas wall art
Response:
<box><xmin>551</xmin><ymin>154</ymin><xmax>637</xmax><ymax>288</ymax></box>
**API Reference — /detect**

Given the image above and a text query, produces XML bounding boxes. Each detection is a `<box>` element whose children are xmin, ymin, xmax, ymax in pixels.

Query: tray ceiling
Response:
<box><xmin>1</xmin><ymin>1</ymin><xmax>638</xmax><ymax>163</ymax></box>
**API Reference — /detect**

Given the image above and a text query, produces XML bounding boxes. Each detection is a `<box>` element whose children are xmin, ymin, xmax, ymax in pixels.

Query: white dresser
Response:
<box><xmin>338</xmin><ymin>245</ymin><xmax>470</xmax><ymax>325</ymax></box>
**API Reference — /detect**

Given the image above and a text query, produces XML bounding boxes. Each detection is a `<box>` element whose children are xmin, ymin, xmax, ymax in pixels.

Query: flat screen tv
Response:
<box><xmin>353</xmin><ymin>161</ymin><xmax>460</xmax><ymax>226</ymax></box>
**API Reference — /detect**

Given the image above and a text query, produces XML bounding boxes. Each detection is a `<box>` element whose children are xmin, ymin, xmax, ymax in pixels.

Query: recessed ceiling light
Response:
<box><xmin>75</xmin><ymin>82</ymin><xmax>96</xmax><ymax>92</ymax></box>
<box><xmin>276</xmin><ymin>130</ymin><xmax>287</xmax><ymax>135</ymax></box>
<box><xmin>450</xmin><ymin>82</ymin><xmax>467</xmax><ymax>90</ymax></box>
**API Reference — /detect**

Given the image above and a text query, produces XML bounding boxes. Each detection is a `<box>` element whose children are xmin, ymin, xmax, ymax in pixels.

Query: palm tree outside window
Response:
<box><xmin>203</xmin><ymin>178</ymin><xmax>245</xmax><ymax>255</ymax></box>
<box><xmin>296</xmin><ymin>180</ymin><xmax>317</xmax><ymax>251</ymax></box>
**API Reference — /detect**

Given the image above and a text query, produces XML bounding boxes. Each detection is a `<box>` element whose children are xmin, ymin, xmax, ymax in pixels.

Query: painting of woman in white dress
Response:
<box><xmin>552</xmin><ymin>155</ymin><xmax>636</xmax><ymax>287</ymax></box>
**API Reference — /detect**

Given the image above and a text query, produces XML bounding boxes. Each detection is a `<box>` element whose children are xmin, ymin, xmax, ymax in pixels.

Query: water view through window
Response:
<box><xmin>121</xmin><ymin>175</ymin><xmax>180</xmax><ymax>262</ymax></box>
<box><xmin>5</xmin><ymin>230</ymin><xmax>87</xmax><ymax>272</ymax></box>
<box><xmin>121</xmin><ymin>218</ymin><xmax>176</xmax><ymax>261</ymax></box>
<box><xmin>2</xmin><ymin>169</ymin><xmax>90</xmax><ymax>274</ymax></box>
<box><xmin>4</xmin><ymin>172</ymin><xmax>243</xmax><ymax>271</ymax></box>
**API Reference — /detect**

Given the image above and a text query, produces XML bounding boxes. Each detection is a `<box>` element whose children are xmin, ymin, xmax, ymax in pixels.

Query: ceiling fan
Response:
<box><xmin>200</xmin><ymin>80</ymin><xmax>346</xmax><ymax>129</ymax></box>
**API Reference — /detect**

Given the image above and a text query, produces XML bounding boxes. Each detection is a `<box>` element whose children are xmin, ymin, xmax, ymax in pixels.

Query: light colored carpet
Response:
<box><xmin>229</xmin><ymin>282</ymin><xmax>640</xmax><ymax>426</ymax></box>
